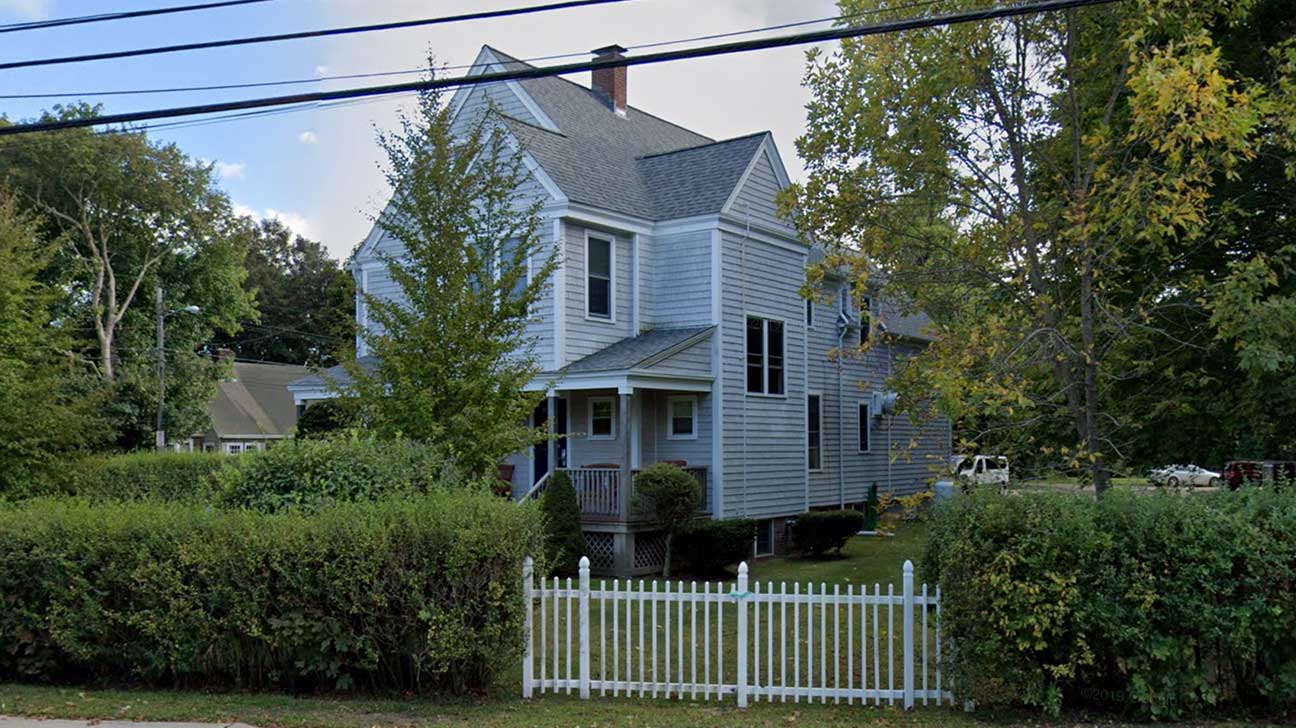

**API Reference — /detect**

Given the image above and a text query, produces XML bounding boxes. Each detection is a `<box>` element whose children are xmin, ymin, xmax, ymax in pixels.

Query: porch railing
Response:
<box><xmin>558</xmin><ymin>466</ymin><xmax>710</xmax><ymax>520</ymax></box>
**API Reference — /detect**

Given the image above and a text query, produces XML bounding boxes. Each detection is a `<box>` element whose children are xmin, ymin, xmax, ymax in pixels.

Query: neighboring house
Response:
<box><xmin>193</xmin><ymin>359</ymin><xmax>308</xmax><ymax>453</ymax></box>
<box><xmin>289</xmin><ymin>45</ymin><xmax>951</xmax><ymax>574</ymax></box>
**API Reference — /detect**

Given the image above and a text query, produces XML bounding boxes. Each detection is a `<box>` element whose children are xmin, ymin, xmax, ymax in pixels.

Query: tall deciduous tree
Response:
<box><xmin>345</xmin><ymin>75</ymin><xmax>557</xmax><ymax>477</ymax></box>
<box><xmin>0</xmin><ymin>105</ymin><xmax>257</xmax><ymax>447</ymax></box>
<box><xmin>216</xmin><ymin>218</ymin><xmax>354</xmax><ymax>367</ymax></box>
<box><xmin>0</xmin><ymin>190</ymin><xmax>104</xmax><ymax>495</ymax></box>
<box><xmin>787</xmin><ymin>0</ymin><xmax>1287</xmax><ymax>491</ymax></box>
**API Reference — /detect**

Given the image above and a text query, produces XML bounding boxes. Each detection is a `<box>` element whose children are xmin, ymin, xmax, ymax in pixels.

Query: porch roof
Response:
<box><xmin>530</xmin><ymin>325</ymin><xmax>715</xmax><ymax>393</ymax></box>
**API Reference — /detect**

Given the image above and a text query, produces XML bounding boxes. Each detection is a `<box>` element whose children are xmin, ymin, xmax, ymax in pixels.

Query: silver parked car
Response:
<box><xmin>1148</xmin><ymin>464</ymin><xmax>1222</xmax><ymax>488</ymax></box>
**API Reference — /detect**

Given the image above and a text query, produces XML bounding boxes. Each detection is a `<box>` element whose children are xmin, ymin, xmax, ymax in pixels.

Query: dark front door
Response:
<box><xmin>532</xmin><ymin>398</ymin><xmax>568</xmax><ymax>484</ymax></box>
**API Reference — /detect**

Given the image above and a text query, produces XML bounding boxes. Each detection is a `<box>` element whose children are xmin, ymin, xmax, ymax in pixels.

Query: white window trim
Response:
<box><xmin>587</xmin><ymin>396</ymin><xmax>616</xmax><ymax>440</ymax></box>
<box><xmin>666</xmin><ymin>395</ymin><xmax>698</xmax><ymax>441</ymax></box>
<box><xmin>583</xmin><ymin>231</ymin><xmax>616</xmax><ymax>323</ymax></box>
<box><xmin>745</xmin><ymin>314</ymin><xmax>788</xmax><ymax>399</ymax></box>
<box><xmin>807</xmin><ymin>392</ymin><xmax>823</xmax><ymax>472</ymax></box>
<box><xmin>858</xmin><ymin>402</ymin><xmax>872</xmax><ymax>453</ymax></box>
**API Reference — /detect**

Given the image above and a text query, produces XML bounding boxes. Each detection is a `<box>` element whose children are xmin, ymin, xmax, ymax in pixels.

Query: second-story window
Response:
<box><xmin>806</xmin><ymin>298</ymin><xmax>814</xmax><ymax>328</ymax></box>
<box><xmin>746</xmin><ymin>316</ymin><xmax>785</xmax><ymax>395</ymax></box>
<box><xmin>586</xmin><ymin>235</ymin><xmax>613</xmax><ymax>319</ymax></box>
<box><xmin>859</xmin><ymin>295</ymin><xmax>872</xmax><ymax>345</ymax></box>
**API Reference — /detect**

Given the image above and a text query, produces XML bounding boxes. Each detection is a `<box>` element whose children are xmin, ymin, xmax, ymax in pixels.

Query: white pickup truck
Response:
<box><xmin>951</xmin><ymin>455</ymin><xmax>1010</xmax><ymax>488</ymax></box>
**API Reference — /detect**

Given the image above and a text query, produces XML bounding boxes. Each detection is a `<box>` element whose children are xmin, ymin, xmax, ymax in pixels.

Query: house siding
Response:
<box><xmin>563</xmin><ymin>223</ymin><xmax>635</xmax><ymax>363</ymax></box>
<box><xmin>718</xmin><ymin>229</ymin><xmax>808</xmax><ymax>520</ymax></box>
<box><xmin>639</xmin><ymin>389</ymin><xmax>712</xmax><ymax>469</ymax></box>
<box><xmin>451</xmin><ymin>81</ymin><xmax>541</xmax><ymax>134</ymax></box>
<box><xmin>641</xmin><ymin>336</ymin><xmax>712</xmax><ymax>378</ymax></box>
<box><xmin>730</xmin><ymin>150</ymin><xmax>796</xmax><ymax>236</ymax></box>
<box><xmin>647</xmin><ymin>230</ymin><xmax>712</xmax><ymax>328</ymax></box>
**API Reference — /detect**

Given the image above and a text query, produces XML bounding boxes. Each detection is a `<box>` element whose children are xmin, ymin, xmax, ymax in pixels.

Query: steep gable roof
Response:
<box><xmin>209</xmin><ymin>361</ymin><xmax>308</xmax><ymax>437</ymax></box>
<box><xmin>482</xmin><ymin>47</ymin><xmax>772</xmax><ymax>221</ymax></box>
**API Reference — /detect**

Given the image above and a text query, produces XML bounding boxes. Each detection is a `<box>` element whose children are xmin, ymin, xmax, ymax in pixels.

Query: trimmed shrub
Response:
<box><xmin>216</xmin><ymin>436</ymin><xmax>461</xmax><ymax>512</ymax></box>
<box><xmin>925</xmin><ymin>488</ymin><xmax>1296</xmax><ymax>719</ymax></box>
<box><xmin>791</xmin><ymin>509</ymin><xmax>864</xmax><ymax>557</ymax></box>
<box><xmin>675</xmin><ymin>518</ymin><xmax>755</xmax><ymax>575</ymax></box>
<box><xmin>540</xmin><ymin>470</ymin><xmax>586</xmax><ymax>575</ymax></box>
<box><xmin>294</xmin><ymin>398</ymin><xmax>356</xmax><ymax>438</ymax></box>
<box><xmin>633</xmin><ymin>463</ymin><xmax>701</xmax><ymax>576</ymax></box>
<box><xmin>62</xmin><ymin>451</ymin><xmax>229</xmax><ymax>501</ymax></box>
<box><xmin>0</xmin><ymin>490</ymin><xmax>542</xmax><ymax>693</ymax></box>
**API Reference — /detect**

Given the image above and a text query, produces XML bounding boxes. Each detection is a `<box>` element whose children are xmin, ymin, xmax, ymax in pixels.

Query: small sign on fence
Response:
<box><xmin>521</xmin><ymin>556</ymin><xmax>954</xmax><ymax>709</ymax></box>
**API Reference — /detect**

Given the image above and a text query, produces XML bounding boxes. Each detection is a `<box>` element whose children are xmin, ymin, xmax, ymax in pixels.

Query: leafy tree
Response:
<box><xmin>0</xmin><ymin>105</ymin><xmax>257</xmax><ymax>447</ymax></box>
<box><xmin>216</xmin><ymin>218</ymin><xmax>354</xmax><ymax>367</ymax></box>
<box><xmin>345</xmin><ymin>72</ymin><xmax>557</xmax><ymax>477</ymax></box>
<box><xmin>0</xmin><ymin>191</ymin><xmax>104</xmax><ymax>496</ymax></box>
<box><xmin>633</xmin><ymin>463</ymin><xmax>701</xmax><ymax>577</ymax></box>
<box><xmin>540</xmin><ymin>471</ymin><xmax>586</xmax><ymax>575</ymax></box>
<box><xmin>294</xmin><ymin>397</ymin><xmax>357</xmax><ymax>438</ymax></box>
<box><xmin>787</xmin><ymin>0</ymin><xmax>1290</xmax><ymax>491</ymax></box>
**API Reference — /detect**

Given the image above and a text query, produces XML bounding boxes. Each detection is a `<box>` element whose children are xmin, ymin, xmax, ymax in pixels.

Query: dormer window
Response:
<box><xmin>586</xmin><ymin>234</ymin><xmax>613</xmax><ymax>320</ymax></box>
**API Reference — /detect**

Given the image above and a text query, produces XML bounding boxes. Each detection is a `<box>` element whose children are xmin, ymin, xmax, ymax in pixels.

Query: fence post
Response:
<box><xmin>579</xmin><ymin>556</ymin><xmax>591</xmax><ymax>699</ymax></box>
<box><xmin>736</xmin><ymin>561</ymin><xmax>749</xmax><ymax>708</ymax></box>
<box><xmin>903</xmin><ymin>560</ymin><xmax>915</xmax><ymax>710</ymax></box>
<box><xmin>523</xmin><ymin>556</ymin><xmax>534</xmax><ymax>699</ymax></box>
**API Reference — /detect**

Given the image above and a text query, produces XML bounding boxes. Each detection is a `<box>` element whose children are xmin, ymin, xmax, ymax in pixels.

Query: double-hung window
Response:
<box><xmin>807</xmin><ymin>394</ymin><xmax>822</xmax><ymax>470</ymax></box>
<box><xmin>589</xmin><ymin>397</ymin><xmax>616</xmax><ymax>439</ymax></box>
<box><xmin>745</xmin><ymin>316</ymin><xmax>785</xmax><ymax>395</ymax></box>
<box><xmin>586</xmin><ymin>235</ymin><xmax>613</xmax><ymax>320</ymax></box>
<box><xmin>667</xmin><ymin>396</ymin><xmax>697</xmax><ymax>439</ymax></box>
<box><xmin>858</xmin><ymin>402</ymin><xmax>872</xmax><ymax>452</ymax></box>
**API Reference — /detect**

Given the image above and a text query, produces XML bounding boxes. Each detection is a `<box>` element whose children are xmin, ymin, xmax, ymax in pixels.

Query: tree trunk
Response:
<box><xmin>1080</xmin><ymin>244</ymin><xmax>1109</xmax><ymax>496</ymax></box>
<box><xmin>98</xmin><ymin>325</ymin><xmax>115</xmax><ymax>380</ymax></box>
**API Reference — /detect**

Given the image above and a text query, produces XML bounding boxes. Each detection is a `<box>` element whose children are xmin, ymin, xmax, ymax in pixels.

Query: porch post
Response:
<box><xmin>546</xmin><ymin>391</ymin><xmax>558</xmax><ymax>477</ymax></box>
<box><xmin>618</xmin><ymin>388</ymin><xmax>633</xmax><ymax>521</ymax></box>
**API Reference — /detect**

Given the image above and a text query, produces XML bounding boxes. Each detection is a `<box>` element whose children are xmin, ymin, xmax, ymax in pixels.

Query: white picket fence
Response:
<box><xmin>521</xmin><ymin>556</ymin><xmax>954</xmax><ymax>708</ymax></box>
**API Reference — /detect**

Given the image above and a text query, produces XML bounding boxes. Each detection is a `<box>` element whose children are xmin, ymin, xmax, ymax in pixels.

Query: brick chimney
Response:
<box><xmin>591</xmin><ymin>44</ymin><xmax>627</xmax><ymax>116</ymax></box>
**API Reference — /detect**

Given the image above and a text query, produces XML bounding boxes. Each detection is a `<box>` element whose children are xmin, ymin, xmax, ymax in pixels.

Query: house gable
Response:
<box><xmin>722</xmin><ymin>134</ymin><xmax>797</xmax><ymax>236</ymax></box>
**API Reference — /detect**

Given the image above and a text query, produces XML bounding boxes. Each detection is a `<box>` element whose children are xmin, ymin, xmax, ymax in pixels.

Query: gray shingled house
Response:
<box><xmin>288</xmin><ymin>45</ymin><xmax>951</xmax><ymax>575</ymax></box>
<box><xmin>195</xmin><ymin>360</ymin><xmax>307</xmax><ymax>453</ymax></box>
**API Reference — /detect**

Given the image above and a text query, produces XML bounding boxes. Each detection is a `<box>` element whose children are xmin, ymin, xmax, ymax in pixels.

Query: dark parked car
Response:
<box><xmin>1223</xmin><ymin>460</ymin><xmax>1296</xmax><ymax>490</ymax></box>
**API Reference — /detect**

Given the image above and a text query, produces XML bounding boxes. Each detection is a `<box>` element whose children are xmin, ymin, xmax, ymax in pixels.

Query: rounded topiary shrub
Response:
<box><xmin>540</xmin><ymin>470</ymin><xmax>586</xmax><ymax>575</ymax></box>
<box><xmin>791</xmin><ymin>509</ymin><xmax>864</xmax><ymax>557</ymax></box>
<box><xmin>216</xmin><ymin>435</ymin><xmax>461</xmax><ymax>512</ymax></box>
<box><xmin>633</xmin><ymin>463</ymin><xmax>701</xmax><ymax>576</ymax></box>
<box><xmin>675</xmin><ymin>518</ymin><xmax>756</xmax><ymax>575</ymax></box>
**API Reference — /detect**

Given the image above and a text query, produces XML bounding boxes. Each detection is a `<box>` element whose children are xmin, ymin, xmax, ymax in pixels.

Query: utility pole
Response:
<box><xmin>155</xmin><ymin>286</ymin><xmax>166</xmax><ymax>450</ymax></box>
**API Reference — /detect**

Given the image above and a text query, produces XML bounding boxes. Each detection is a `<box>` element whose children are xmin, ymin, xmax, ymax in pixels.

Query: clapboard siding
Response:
<box><xmin>563</xmin><ymin>223</ymin><xmax>634</xmax><ymax>363</ymax></box>
<box><xmin>805</xmin><ymin>282</ymin><xmax>950</xmax><ymax>504</ymax></box>
<box><xmin>730</xmin><ymin>151</ymin><xmax>796</xmax><ymax>235</ymax></box>
<box><xmin>639</xmin><ymin>389</ymin><xmax>713</xmax><ymax>469</ymax></box>
<box><xmin>642</xmin><ymin>336</ymin><xmax>711</xmax><ymax>378</ymax></box>
<box><xmin>718</xmin><ymin>230</ymin><xmax>808</xmax><ymax>520</ymax></box>
<box><xmin>647</xmin><ymin>230</ymin><xmax>712</xmax><ymax>328</ymax></box>
<box><xmin>451</xmin><ymin>81</ymin><xmax>540</xmax><ymax>134</ymax></box>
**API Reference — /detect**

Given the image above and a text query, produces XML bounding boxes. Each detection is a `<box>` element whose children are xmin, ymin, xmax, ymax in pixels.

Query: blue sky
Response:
<box><xmin>0</xmin><ymin>0</ymin><xmax>835</xmax><ymax>260</ymax></box>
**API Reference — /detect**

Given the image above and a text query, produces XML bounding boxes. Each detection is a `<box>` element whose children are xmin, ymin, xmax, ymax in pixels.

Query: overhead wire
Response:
<box><xmin>0</xmin><ymin>0</ymin><xmax>634</xmax><ymax>71</ymax></box>
<box><xmin>0</xmin><ymin>0</ymin><xmax>270</xmax><ymax>34</ymax></box>
<box><xmin>0</xmin><ymin>0</ymin><xmax>946</xmax><ymax>101</ymax></box>
<box><xmin>0</xmin><ymin>0</ymin><xmax>1125</xmax><ymax>138</ymax></box>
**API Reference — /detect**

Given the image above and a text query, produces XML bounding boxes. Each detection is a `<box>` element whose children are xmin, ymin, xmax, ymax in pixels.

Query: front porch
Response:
<box><xmin>560</xmin><ymin>465</ymin><xmax>710</xmax><ymax>521</ymax></box>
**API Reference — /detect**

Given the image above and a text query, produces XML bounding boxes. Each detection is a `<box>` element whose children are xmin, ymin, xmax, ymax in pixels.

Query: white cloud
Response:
<box><xmin>234</xmin><ymin>203</ymin><xmax>316</xmax><ymax>241</ymax></box>
<box><xmin>0</xmin><ymin>0</ymin><xmax>52</xmax><ymax>19</ymax></box>
<box><xmin>298</xmin><ymin>131</ymin><xmax>319</xmax><ymax>144</ymax></box>
<box><xmin>212</xmin><ymin>161</ymin><xmax>247</xmax><ymax>181</ymax></box>
<box><xmin>315</xmin><ymin>65</ymin><xmax>330</xmax><ymax>76</ymax></box>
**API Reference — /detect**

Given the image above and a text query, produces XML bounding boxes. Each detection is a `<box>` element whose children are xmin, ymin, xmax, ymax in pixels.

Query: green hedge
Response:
<box><xmin>0</xmin><ymin>491</ymin><xmax>542</xmax><ymax>693</ymax></box>
<box><xmin>925</xmin><ymin>488</ymin><xmax>1296</xmax><ymax>719</ymax></box>
<box><xmin>791</xmin><ymin>510</ymin><xmax>863</xmax><ymax>557</ymax></box>
<box><xmin>216</xmin><ymin>436</ymin><xmax>460</xmax><ymax>512</ymax></box>
<box><xmin>675</xmin><ymin>518</ymin><xmax>755</xmax><ymax>574</ymax></box>
<box><xmin>63</xmin><ymin>451</ymin><xmax>229</xmax><ymax>501</ymax></box>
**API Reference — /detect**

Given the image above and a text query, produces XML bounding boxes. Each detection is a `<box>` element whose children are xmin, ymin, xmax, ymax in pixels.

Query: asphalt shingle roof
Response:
<box><xmin>209</xmin><ymin>361</ymin><xmax>309</xmax><ymax>437</ymax></box>
<box><xmin>288</xmin><ymin>356</ymin><xmax>380</xmax><ymax>391</ymax></box>
<box><xmin>485</xmin><ymin>47</ymin><xmax>765</xmax><ymax>221</ymax></box>
<box><xmin>564</xmin><ymin>326</ymin><xmax>713</xmax><ymax>374</ymax></box>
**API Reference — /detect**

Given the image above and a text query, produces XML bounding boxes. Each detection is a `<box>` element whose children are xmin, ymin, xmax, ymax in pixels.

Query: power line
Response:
<box><xmin>0</xmin><ymin>0</ymin><xmax>944</xmax><ymax>100</ymax></box>
<box><xmin>0</xmin><ymin>0</ymin><xmax>1122</xmax><ymax>138</ymax></box>
<box><xmin>0</xmin><ymin>0</ymin><xmax>633</xmax><ymax>72</ymax></box>
<box><xmin>0</xmin><ymin>0</ymin><xmax>270</xmax><ymax>34</ymax></box>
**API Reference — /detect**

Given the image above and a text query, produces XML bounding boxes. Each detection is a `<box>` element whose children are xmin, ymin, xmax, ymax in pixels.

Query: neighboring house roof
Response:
<box><xmin>208</xmin><ymin>361</ymin><xmax>309</xmax><ymax>438</ymax></box>
<box><xmin>564</xmin><ymin>326</ymin><xmax>713</xmax><ymax>374</ymax></box>
<box><xmin>483</xmin><ymin>47</ymin><xmax>767</xmax><ymax>221</ymax></box>
<box><xmin>287</xmin><ymin>355</ymin><xmax>380</xmax><ymax>392</ymax></box>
